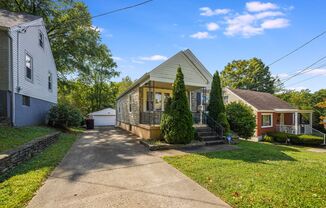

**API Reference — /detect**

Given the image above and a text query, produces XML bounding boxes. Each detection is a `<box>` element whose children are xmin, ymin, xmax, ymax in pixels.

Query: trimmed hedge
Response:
<box><xmin>263</xmin><ymin>132</ymin><xmax>324</xmax><ymax>146</ymax></box>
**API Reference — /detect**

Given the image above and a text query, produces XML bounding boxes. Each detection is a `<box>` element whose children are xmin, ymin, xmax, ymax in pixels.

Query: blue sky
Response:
<box><xmin>83</xmin><ymin>0</ymin><xmax>326</xmax><ymax>92</ymax></box>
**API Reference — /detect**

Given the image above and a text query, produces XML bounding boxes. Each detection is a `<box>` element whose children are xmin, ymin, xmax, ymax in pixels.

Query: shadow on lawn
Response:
<box><xmin>198</xmin><ymin>141</ymin><xmax>299</xmax><ymax>163</ymax></box>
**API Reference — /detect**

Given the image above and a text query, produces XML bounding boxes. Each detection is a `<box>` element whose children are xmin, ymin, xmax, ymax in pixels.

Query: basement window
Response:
<box><xmin>22</xmin><ymin>95</ymin><xmax>30</xmax><ymax>107</ymax></box>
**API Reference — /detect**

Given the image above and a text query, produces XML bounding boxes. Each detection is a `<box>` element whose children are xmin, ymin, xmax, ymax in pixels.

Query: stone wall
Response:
<box><xmin>0</xmin><ymin>132</ymin><xmax>60</xmax><ymax>174</ymax></box>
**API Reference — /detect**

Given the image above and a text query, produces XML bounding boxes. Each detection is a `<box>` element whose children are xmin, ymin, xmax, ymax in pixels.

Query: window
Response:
<box><xmin>128</xmin><ymin>94</ymin><xmax>132</xmax><ymax>112</ymax></box>
<box><xmin>48</xmin><ymin>72</ymin><xmax>52</xmax><ymax>91</ymax></box>
<box><xmin>223</xmin><ymin>96</ymin><xmax>229</xmax><ymax>104</ymax></box>
<box><xmin>146</xmin><ymin>91</ymin><xmax>154</xmax><ymax>111</ymax></box>
<box><xmin>154</xmin><ymin>92</ymin><xmax>162</xmax><ymax>111</ymax></box>
<box><xmin>262</xmin><ymin>113</ymin><xmax>273</xmax><ymax>128</ymax></box>
<box><xmin>39</xmin><ymin>32</ymin><xmax>44</xmax><ymax>48</ymax></box>
<box><xmin>22</xmin><ymin>95</ymin><xmax>30</xmax><ymax>106</ymax></box>
<box><xmin>25</xmin><ymin>53</ymin><xmax>33</xmax><ymax>80</ymax></box>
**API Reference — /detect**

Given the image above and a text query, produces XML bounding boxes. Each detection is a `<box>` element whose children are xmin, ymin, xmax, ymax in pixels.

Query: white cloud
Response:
<box><xmin>286</xmin><ymin>86</ymin><xmax>308</xmax><ymax>91</ymax></box>
<box><xmin>206</xmin><ymin>22</ymin><xmax>220</xmax><ymax>31</ymax></box>
<box><xmin>139</xmin><ymin>55</ymin><xmax>168</xmax><ymax>61</ymax></box>
<box><xmin>112</xmin><ymin>56</ymin><xmax>123</xmax><ymax>61</ymax></box>
<box><xmin>91</xmin><ymin>25</ymin><xmax>105</xmax><ymax>32</ymax></box>
<box><xmin>199</xmin><ymin>7</ymin><xmax>230</xmax><ymax>16</ymax></box>
<box><xmin>305</xmin><ymin>68</ymin><xmax>326</xmax><ymax>76</ymax></box>
<box><xmin>255</xmin><ymin>11</ymin><xmax>284</xmax><ymax>19</ymax></box>
<box><xmin>276</xmin><ymin>73</ymin><xmax>289</xmax><ymax>79</ymax></box>
<box><xmin>261</xmin><ymin>18</ymin><xmax>289</xmax><ymax>29</ymax></box>
<box><xmin>190</xmin><ymin>31</ymin><xmax>216</xmax><ymax>39</ymax></box>
<box><xmin>131</xmin><ymin>58</ymin><xmax>145</xmax><ymax>64</ymax></box>
<box><xmin>246</xmin><ymin>1</ymin><xmax>278</xmax><ymax>12</ymax></box>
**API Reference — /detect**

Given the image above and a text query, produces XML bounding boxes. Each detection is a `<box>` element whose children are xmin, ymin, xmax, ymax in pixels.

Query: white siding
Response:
<box><xmin>9</xmin><ymin>18</ymin><xmax>57</xmax><ymax>104</ymax></box>
<box><xmin>150</xmin><ymin>52</ymin><xmax>210</xmax><ymax>87</ymax></box>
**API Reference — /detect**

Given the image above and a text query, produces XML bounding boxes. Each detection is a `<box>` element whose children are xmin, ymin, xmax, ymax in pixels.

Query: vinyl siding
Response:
<box><xmin>150</xmin><ymin>52</ymin><xmax>210</xmax><ymax>87</ymax></box>
<box><xmin>9</xmin><ymin>19</ymin><xmax>57</xmax><ymax>104</ymax></box>
<box><xmin>0</xmin><ymin>31</ymin><xmax>10</xmax><ymax>90</ymax></box>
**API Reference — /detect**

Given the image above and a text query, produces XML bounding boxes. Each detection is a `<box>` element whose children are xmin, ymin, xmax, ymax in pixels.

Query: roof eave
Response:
<box><xmin>116</xmin><ymin>73</ymin><xmax>150</xmax><ymax>100</ymax></box>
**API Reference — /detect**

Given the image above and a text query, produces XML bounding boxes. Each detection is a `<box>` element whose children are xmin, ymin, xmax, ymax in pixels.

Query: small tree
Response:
<box><xmin>226</xmin><ymin>102</ymin><xmax>256</xmax><ymax>139</ymax></box>
<box><xmin>160</xmin><ymin>97</ymin><xmax>172</xmax><ymax>138</ymax></box>
<box><xmin>161</xmin><ymin>67</ymin><xmax>194</xmax><ymax>144</ymax></box>
<box><xmin>48</xmin><ymin>103</ymin><xmax>83</xmax><ymax>128</ymax></box>
<box><xmin>207</xmin><ymin>71</ymin><xmax>230</xmax><ymax>133</ymax></box>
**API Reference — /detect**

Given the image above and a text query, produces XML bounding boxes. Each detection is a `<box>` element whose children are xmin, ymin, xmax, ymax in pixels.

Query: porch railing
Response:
<box><xmin>202</xmin><ymin>112</ymin><xmax>224</xmax><ymax>137</ymax></box>
<box><xmin>276</xmin><ymin>124</ymin><xmax>312</xmax><ymax>134</ymax></box>
<box><xmin>140</xmin><ymin>111</ymin><xmax>202</xmax><ymax>125</ymax></box>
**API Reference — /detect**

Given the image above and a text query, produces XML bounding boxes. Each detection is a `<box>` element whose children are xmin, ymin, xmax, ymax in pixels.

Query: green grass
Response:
<box><xmin>164</xmin><ymin>141</ymin><xmax>326</xmax><ymax>208</ymax></box>
<box><xmin>0</xmin><ymin>127</ymin><xmax>56</xmax><ymax>153</ymax></box>
<box><xmin>0</xmin><ymin>133</ymin><xmax>79</xmax><ymax>208</ymax></box>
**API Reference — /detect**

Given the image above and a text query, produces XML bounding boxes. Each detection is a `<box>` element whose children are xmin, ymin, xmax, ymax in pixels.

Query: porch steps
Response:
<box><xmin>195</xmin><ymin>126</ymin><xmax>225</xmax><ymax>145</ymax></box>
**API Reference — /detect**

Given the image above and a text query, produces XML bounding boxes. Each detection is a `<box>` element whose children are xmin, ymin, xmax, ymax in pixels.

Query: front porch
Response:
<box><xmin>274</xmin><ymin>110</ymin><xmax>313</xmax><ymax>135</ymax></box>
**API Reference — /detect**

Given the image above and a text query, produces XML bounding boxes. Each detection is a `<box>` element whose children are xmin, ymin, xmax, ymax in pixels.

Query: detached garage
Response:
<box><xmin>89</xmin><ymin>108</ymin><xmax>116</xmax><ymax>126</ymax></box>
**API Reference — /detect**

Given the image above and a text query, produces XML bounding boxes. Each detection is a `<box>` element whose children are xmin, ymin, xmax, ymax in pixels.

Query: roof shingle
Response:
<box><xmin>0</xmin><ymin>9</ymin><xmax>41</xmax><ymax>29</ymax></box>
<box><xmin>228</xmin><ymin>88</ymin><xmax>296</xmax><ymax>110</ymax></box>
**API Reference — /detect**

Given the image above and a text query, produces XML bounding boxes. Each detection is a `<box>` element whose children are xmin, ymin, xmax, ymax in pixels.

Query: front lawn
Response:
<box><xmin>0</xmin><ymin>126</ymin><xmax>56</xmax><ymax>153</ymax></box>
<box><xmin>0</xmin><ymin>132</ymin><xmax>79</xmax><ymax>208</ymax></box>
<box><xmin>164</xmin><ymin>141</ymin><xmax>326</xmax><ymax>208</ymax></box>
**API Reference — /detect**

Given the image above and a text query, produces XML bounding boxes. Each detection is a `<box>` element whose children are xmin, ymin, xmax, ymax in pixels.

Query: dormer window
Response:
<box><xmin>39</xmin><ymin>31</ymin><xmax>44</xmax><ymax>48</ymax></box>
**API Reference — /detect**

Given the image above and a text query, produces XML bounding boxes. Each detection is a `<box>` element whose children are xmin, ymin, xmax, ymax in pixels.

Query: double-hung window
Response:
<box><xmin>25</xmin><ymin>53</ymin><xmax>33</xmax><ymax>81</ymax></box>
<box><xmin>48</xmin><ymin>72</ymin><xmax>53</xmax><ymax>91</ymax></box>
<box><xmin>261</xmin><ymin>113</ymin><xmax>273</xmax><ymax>128</ymax></box>
<box><xmin>154</xmin><ymin>92</ymin><xmax>162</xmax><ymax>111</ymax></box>
<box><xmin>39</xmin><ymin>32</ymin><xmax>44</xmax><ymax>48</ymax></box>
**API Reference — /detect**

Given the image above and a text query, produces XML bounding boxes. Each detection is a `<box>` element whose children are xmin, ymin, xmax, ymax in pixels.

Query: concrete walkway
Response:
<box><xmin>28</xmin><ymin>127</ymin><xmax>230</xmax><ymax>208</ymax></box>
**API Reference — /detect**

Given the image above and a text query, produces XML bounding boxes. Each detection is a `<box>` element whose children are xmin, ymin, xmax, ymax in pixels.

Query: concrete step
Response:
<box><xmin>198</xmin><ymin>131</ymin><xmax>217</xmax><ymax>137</ymax></box>
<box><xmin>205</xmin><ymin>140</ymin><xmax>225</xmax><ymax>146</ymax></box>
<box><xmin>195</xmin><ymin>127</ymin><xmax>212</xmax><ymax>132</ymax></box>
<box><xmin>201</xmin><ymin>135</ymin><xmax>222</xmax><ymax>141</ymax></box>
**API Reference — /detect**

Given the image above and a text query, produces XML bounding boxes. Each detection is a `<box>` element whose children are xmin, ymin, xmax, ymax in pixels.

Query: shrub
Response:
<box><xmin>161</xmin><ymin>67</ymin><xmax>194</xmax><ymax>144</ymax></box>
<box><xmin>265</xmin><ymin>132</ymin><xmax>324</xmax><ymax>146</ymax></box>
<box><xmin>48</xmin><ymin>103</ymin><xmax>83</xmax><ymax>128</ymax></box>
<box><xmin>207</xmin><ymin>71</ymin><xmax>230</xmax><ymax>133</ymax></box>
<box><xmin>263</xmin><ymin>135</ymin><xmax>273</xmax><ymax>142</ymax></box>
<box><xmin>226</xmin><ymin>102</ymin><xmax>256</xmax><ymax>139</ymax></box>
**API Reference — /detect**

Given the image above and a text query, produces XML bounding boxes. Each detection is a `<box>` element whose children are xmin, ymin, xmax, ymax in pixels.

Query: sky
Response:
<box><xmin>83</xmin><ymin>0</ymin><xmax>326</xmax><ymax>92</ymax></box>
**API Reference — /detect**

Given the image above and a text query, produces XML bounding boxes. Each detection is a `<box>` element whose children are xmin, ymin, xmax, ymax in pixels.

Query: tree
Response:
<box><xmin>161</xmin><ymin>67</ymin><xmax>194</xmax><ymax>144</ymax></box>
<box><xmin>221</xmin><ymin>58</ymin><xmax>279</xmax><ymax>93</ymax></box>
<box><xmin>315</xmin><ymin>99</ymin><xmax>326</xmax><ymax>129</ymax></box>
<box><xmin>116</xmin><ymin>76</ymin><xmax>133</xmax><ymax>96</ymax></box>
<box><xmin>207</xmin><ymin>71</ymin><xmax>230</xmax><ymax>133</ymax></box>
<box><xmin>226</xmin><ymin>102</ymin><xmax>256</xmax><ymax>139</ymax></box>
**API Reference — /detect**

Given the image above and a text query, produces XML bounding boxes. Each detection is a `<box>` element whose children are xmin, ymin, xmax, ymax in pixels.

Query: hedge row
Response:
<box><xmin>263</xmin><ymin>132</ymin><xmax>324</xmax><ymax>146</ymax></box>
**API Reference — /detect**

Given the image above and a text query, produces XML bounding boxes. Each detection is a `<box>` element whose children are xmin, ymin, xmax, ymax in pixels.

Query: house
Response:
<box><xmin>89</xmin><ymin>108</ymin><xmax>116</xmax><ymax>126</ymax></box>
<box><xmin>116</xmin><ymin>49</ymin><xmax>213</xmax><ymax>139</ymax></box>
<box><xmin>0</xmin><ymin>9</ymin><xmax>57</xmax><ymax>126</ymax></box>
<box><xmin>223</xmin><ymin>88</ymin><xmax>313</xmax><ymax>139</ymax></box>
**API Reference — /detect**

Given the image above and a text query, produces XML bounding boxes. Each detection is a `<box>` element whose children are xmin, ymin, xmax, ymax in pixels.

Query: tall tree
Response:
<box><xmin>116</xmin><ymin>76</ymin><xmax>133</xmax><ymax>96</ymax></box>
<box><xmin>221</xmin><ymin>58</ymin><xmax>278</xmax><ymax>93</ymax></box>
<box><xmin>0</xmin><ymin>0</ymin><xmax>118</xmax><ymax>81</ymax></box>
<box><xmin>207</xmin><ymin>71</ymin><xmax>230</xmax><ymax>133</ymax></box>
<box><xmin>161</xmin><ymin>67</ymin><xmax>194</xmax><ymax>144</ymax></box>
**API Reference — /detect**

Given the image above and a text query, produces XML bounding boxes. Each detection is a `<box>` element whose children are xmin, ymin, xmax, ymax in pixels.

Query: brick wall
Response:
<box><xmin>0</xmin><ymin>132</ymin><xmax>60</xmax><ymax>174</ymax></box>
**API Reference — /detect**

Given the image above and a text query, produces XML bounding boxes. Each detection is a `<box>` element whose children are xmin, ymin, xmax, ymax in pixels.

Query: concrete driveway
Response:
<box><xmin>28</xmin><ymin>127</ymin><xmax>230</xmax><ymax>208</ymax></box>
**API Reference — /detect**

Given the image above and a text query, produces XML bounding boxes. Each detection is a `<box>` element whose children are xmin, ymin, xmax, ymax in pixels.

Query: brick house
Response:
<box><xmin>223</xmin><ymin>88</ymin><xmax>313</xmax><ymax>139</ymax></box>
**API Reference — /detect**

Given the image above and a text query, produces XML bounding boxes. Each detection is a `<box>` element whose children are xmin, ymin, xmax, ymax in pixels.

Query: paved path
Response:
<box><xmin>28</xmin><ymin>127</ymin><xmax>230</xmax><ymax>208</ymax></box>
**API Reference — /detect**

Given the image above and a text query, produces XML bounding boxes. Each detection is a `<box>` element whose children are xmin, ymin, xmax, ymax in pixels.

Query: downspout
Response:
<box><xmin>5</xmin><ymin>30</ymin><xmax>15</xmax><ymax>126</ymax></box>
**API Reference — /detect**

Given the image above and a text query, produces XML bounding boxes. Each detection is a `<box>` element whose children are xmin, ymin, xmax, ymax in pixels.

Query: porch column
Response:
<box><xmin>309</xmin><ymin>112</ymin><xmax>313</xmax><ymax>134</ymax></box>
<box><xmin>294</xmin><ymin>112</ymin><xmax>299</xmax><ymax>135</ymax></box>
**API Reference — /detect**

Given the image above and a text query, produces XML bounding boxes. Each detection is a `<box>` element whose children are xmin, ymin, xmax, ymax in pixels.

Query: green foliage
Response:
<box><xmin>48</xmin><ymin>104</ymin><xmax>83</xmax><ymax>128</ymax></box>
<box><xmin>221</xmin><ymin>58</ymin><xmax>279</xmax><ymax>93</ymax></box>
<box><xmin>277</xmin><ymin>89</ymin><xmax>326</xmax><ymax>132</ymax></box>
<box><xmin>164</xmin><ymin>140</ymin><xmax>326</xmax><ymax>208</ymax></box>
<box><xmin>265</xmin><ymin>132</ymin><xmax>324</xmax><ymax>146</ymax></box>
<box><xmin>0</xmin><ymin>127</ymin><xmax>55</xmax><ymax>153</ymax></box>
<box><xmin>161</xmin><ymin>67</ymin><xmax>194</xmax><ymax>144</ymax></box>
<box><xmin>226</xmin><ymin>102</ymin><xmax>256</xmax><ymax>139</ymax></box>
<box><xmin>207</xmin><ymin>71</ymin><xmax>230</xmax><ymax>133</ymax></box>
<box><xmin>116</xmin><ymin>76</ymin><xmax>134</xmax><ymax>96</ymax></box>
<box><xmin>0</xmin><ymin>133</ymin><xmax>78</xmax><ymax>208</ymax></box>
<box><xmin>160</xmin><ymin>97</ymin><xmax>172</xmax><ymax>138</ymax></box>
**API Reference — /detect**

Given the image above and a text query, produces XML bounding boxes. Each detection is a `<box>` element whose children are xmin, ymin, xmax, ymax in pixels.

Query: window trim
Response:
<box><xmin>39</xmin><ymin>30</ymin><xmax>44</xmax><ymax>48</ymax></box>
<box><xmin>261</xmin><ymin>113</ymin><xmax>273</xmax><ymax>128</ymax></box>
<box><xmin>25</xmin><ymin>52</ymin><xmax>33</xmax><ymax>82</ymax></box>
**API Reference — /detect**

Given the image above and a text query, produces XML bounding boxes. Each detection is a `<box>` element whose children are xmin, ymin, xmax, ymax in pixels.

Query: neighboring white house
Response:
<box><xmin>0</xmin><ymin>9</ymin><xmax>58</xmax><ymax>126</ymax></box>
<box><xmin>89</xmin><ymin>108</ymin><xmax>116</xmax><ymax>126</ymax></box>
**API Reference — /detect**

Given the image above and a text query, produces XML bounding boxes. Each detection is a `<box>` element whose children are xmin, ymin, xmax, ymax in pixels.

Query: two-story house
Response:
<box><xmin>0</xmin><ymin>9</ymin><xmax>57</xmax><ymax>126</ymax></box>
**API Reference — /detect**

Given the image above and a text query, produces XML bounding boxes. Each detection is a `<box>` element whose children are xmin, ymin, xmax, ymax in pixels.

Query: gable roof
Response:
<box><xmin>0</xmin><ymin>9</ymin><xmax>41</xmax><ymax>29</ymax></box>
<box><xmin>227</xmin><ymin>88</ymin><xmax>296</xmax><ymax>111</ymax></box>
<box><xmin>117</xmin><ymin>49</ymin><xmax>212</xmax><ymax>100</ymax></box>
